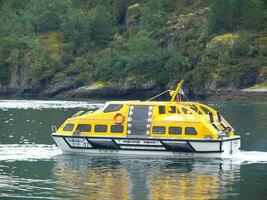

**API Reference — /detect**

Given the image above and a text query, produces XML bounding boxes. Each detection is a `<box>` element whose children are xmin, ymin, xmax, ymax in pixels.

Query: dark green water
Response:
<box><xmin>0</xmin><ymin>100</ymin><xmax>267</xmax><ymax>200</ymax></box>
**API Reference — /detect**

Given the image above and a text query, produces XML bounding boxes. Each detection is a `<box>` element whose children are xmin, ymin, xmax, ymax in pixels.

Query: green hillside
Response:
<box><xmin>0</xmin><ymin>0</ymin><xmax>267</xmax><ymax>99</ymax></box>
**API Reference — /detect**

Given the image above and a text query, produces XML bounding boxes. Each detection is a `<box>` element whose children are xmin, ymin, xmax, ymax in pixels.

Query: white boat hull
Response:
<box><xmin>52</xmin><ymin>134</ymin><xmax>241</xmax><ymax>158</ymax></box>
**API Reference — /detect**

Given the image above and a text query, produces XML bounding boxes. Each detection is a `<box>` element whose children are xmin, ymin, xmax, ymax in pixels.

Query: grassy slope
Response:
<box><xmin>0</xmin><ymin>0</ymin><xmax>266</xmax><ymax>98</ymax></box>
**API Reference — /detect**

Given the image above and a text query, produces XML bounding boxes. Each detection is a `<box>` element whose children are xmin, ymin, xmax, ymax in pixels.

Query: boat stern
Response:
<box><xmin>221</xmin><ymin>136</ymin><xmax>241</xmax><ymax>156</ymax></box>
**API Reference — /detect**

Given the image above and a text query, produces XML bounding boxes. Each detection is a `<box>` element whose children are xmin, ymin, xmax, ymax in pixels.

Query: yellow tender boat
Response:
<box><xmin>51</xmin><ymin>80</ymin><xmax>240</xmax><ymax>157</ymax></box>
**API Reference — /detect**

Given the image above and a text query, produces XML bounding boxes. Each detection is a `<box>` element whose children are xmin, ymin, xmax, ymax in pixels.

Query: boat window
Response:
<box><xmin>185</xmin><ymin>127</ymin><xmax>198</xmax><ymax>135</ymax></box>
<box><xmin>200</xmin><ymin>106</ymin><xmax>210</xmax><ymax>114</ymax></box>
<box><xmin>104</xmin><ymin>104</ymin><xmax>123</xmax><ymax>113</ymax></box>
<box><xmin>63</xmin><ymin>124</ymin><xmax>74</xmax><ymax>131</ymax></box>
<box><xmin>76</xmin><ymin>124</ymin><xmax>91</xmax><ymax>132</ymax></box>
<box><xmin>159</xmin><ymin>106</ymin><xmax>165</xmax><ymax>114</ymax></box>
<box><xmin>220</xmin><ymin>122</ymin><xmax>226</xmax><ymax>129</ymax></box>
<box><xmin>189</xmin><ymin>105</ymin><xmax>198</xmax><ymax>112</ymax></box>
<box><xmin>95</xmin><ymin>125</ymin><xmax>107</xmax><ymax>132</ymax></box>
<box><xmin>168</xmin><ymin>106</ymin><xmax>176</xmax><ymax>113</ymax></box>
<box><xmin>169</xmin><ymin>127</ymin><xmax>182</xmax><ymax>135</ymax></box>
<box><xmin>182</xmin><ymin>108</ymin><xmax>192</xmax><ymax>114</ymax></box>
<box><xmin>212</xmin><ymin>124</ymin><xmax>220</xmax><ymax>131</ymax></box>
<box><xmin>111</xmin><ymin>125</ymin><xmax>124</xmax><ymax>133</ymax></box>
<box><xmin>152</xmin><ymin>126</ymin><xmax>166</xmax><ymax>134</ymax></box>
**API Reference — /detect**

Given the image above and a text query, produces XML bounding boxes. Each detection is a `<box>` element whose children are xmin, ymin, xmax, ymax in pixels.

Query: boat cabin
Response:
<box><xmin>56</xmin><ymin>100</ymin><xmax>235</xmax><ymax>140</ymax></box>
<box><xmin>52</xmin><ymin>80</ymin><xmax>240</xmax><ymax>157</ymax></box>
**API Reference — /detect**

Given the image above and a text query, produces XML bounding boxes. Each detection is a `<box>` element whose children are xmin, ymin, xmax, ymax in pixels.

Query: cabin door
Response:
<box><xmin>127</xmin><ymin>105</ymin><xmax>153</xmax><ymax>137</ymax></box>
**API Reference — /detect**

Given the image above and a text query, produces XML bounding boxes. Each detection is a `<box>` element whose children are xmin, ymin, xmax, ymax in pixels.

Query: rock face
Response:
<box><xmin>0</xmin><ymin>65</ymin><xmax>266</xmax><ymax>99</ymax></box>
<box><xmin>126</xmin><ymin>4</ymin><xmax>141</xmax><ymax>27</ymax></box>
<box><xmin>64</xmin><ymin>80</ymin><xmax>161</xmax><ymax>99</ymax></box>
<box><xmin>39</xmin><ymin>74</ymin><xmax>76</xmax><ymax>97</ymax></box>
<box><xmin>0</xmin><ymin>65</ymin><xmax>163</xmax><ymax>99</ymax></box>
<box><xmin>0</xmin><ymin>65</ymin><xmax>29</xmax><ymax>95</ymax></box>
<box><xmin>240</xmin><ymin>68</ymin><xmax>258</xmax><ymax>88</ymax></box>
<box><xmin>0</xmin><ymin>65</ymin><xmax>73</xmax><ymax>97</ymax></box>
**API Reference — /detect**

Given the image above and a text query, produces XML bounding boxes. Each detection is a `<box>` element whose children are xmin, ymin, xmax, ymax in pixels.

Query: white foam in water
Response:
<box><xmin>224</xmin><ymin>151</ymin><xmax>267</xmax><ymax>164</ymax></box>
<box><xmin>0</xmin><ymin>144</ymin><xmax>62</xmax><ymax>161</ymax></box>
<box><xmin>1</xmin><ymin>144</ymin><xmax>267</xmax><ymax>163</ymax></box>
<box><xmin>0</xmin><ymin>100</ymin><xmax>102</xmax><ymax>109</ymax></box>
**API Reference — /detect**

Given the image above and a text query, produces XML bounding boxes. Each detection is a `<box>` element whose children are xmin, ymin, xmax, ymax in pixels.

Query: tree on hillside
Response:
<box><xmin>209</xmin><ymin>0</ymin><xmax>266</xmax><ymax>33</ymax></box>
<box><xmin>28</xmin><ymin>0</ymin><xmax>73</xmax><ymax>32</ymax></box>
<box><xmin>0</xmin><ymin>7</ymin><xmax>34</xmax><ymax>36</ymax></box>
<box><xmin>60</xmin><ymin>8</ymin><xmax>91</xmax><ymax>48</ymax></box>
<box><xmin>140</xmin><ymin>5</ymin><xmax>166</xmax><ymax>32</ymax></box>
<box><xmin>165</xmin><ymin>48</ymin><xmax>189</xmax><ymax>81</ymax></box>
<box><xmin>60</xmin><ymin>5</ymin><xmax>114</xmax><ymax>54</ymax></box>
<box><xmin>93</xmin><ymin>31</ymin><xmax>166</xmax><ymax>84</ymax></box>
<box><xmin>125</xmin><ymin>32</ymin><xmax>165</xmax><ymax>82</ymax></box>
<box><xmin>88</xmin><ymin>6</ymin><xmax>114</xmax><ymax>46</ymax></box>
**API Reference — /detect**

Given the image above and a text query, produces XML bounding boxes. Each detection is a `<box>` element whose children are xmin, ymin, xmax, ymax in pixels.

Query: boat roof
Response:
<box><xmin>105</xmin><ymin>101</ymin><xmax>203</xmax><ymax>106</ymax></box>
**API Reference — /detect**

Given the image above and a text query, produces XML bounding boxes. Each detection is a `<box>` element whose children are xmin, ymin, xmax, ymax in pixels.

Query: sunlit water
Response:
<box><xmin>0</xmin><ymin>100</ymin><xmax>267</xmax><ymax>200</ymax></box>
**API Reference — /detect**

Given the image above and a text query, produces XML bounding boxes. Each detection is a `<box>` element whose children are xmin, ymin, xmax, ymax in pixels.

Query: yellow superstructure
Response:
<box><xmin>55</xmin><ymin>80</ymin><xmax>236</xmax><ymax>140</ymax></box>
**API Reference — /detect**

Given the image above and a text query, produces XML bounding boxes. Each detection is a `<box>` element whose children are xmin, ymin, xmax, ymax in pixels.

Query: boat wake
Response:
<box><xmin>0</xmin><ymin>144</ymin><xmax>62</xmax><ymax>161</ymax></box>
<box><xmin>1</xmin><ymin>144</ymin><xmax>267</xmax><ymax>164</ymax></box>
<box><xmin>223</xmin><ymin>150</ymin><xmax>267</xmax><ymax>164</ymax></box>
<box><xmin>0</xmin><ymin>100</ymin><xmax>102</xmax><ymax>109</ymax></box>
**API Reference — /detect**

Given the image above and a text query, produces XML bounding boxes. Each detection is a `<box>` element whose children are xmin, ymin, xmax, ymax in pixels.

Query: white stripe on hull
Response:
<box><xmin>53</xmin><ymin>136</ymin><xmax>241</xmax><ymax>158</ymax></box>
<box><xmin>114</xmin><ymin>139</ymin><xmax>162</xmax><ymax>146</ymax></box>
<box><xmin>119</xmin><ymin>145</ymin><xmax>166</xmax><ymax>150</ymax></box>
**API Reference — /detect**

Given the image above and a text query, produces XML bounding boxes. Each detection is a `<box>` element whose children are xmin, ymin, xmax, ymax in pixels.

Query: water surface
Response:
<box><xmin>0</xmin><ymin>100</ymin><xmax>267</xmax><ymax>200</ymax></box>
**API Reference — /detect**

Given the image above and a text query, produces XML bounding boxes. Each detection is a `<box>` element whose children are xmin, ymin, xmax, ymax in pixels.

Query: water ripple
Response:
<box><xmin>223</xmin><ymin>151</ymin><xmax>267</xmax><ymax>164</ymax></box>
<box><xmin>0</xmin><ymin>100</ymin><xmax>102</xmax><ymax>110</ymax></box>
<box><xmin>0</xmin><ymin>144</ymin><xmax>62</xmax><ymax>161</ymax></box>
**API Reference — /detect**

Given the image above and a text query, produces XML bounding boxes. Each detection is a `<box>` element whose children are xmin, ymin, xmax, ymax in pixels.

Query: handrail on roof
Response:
<box><xmin>146</xmin><ymin>90</ymin><xmax>172</xmax><ymax>101</ymax></box>
<box><xmin>146</xmin><ymin>80</ymin><xmax>184</xmax><ymax>102</ymax></box>
<box><xmin>176</xmin><ymin>104</ymin><xmax>201</xmax><ymax>122</ymax></box>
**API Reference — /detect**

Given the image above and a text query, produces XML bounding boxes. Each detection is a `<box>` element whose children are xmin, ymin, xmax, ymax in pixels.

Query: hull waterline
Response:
<box><xmin>52</xmin><ymin>134</ymin><xmax>241</xmax><ymax>158</ymax></box>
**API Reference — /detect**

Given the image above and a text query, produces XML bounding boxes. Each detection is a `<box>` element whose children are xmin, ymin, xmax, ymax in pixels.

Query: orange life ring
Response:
<box><xmin>113</xmin><ymin>113</ymin><xmax>125</xmax><ymax>124</ymax></box>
